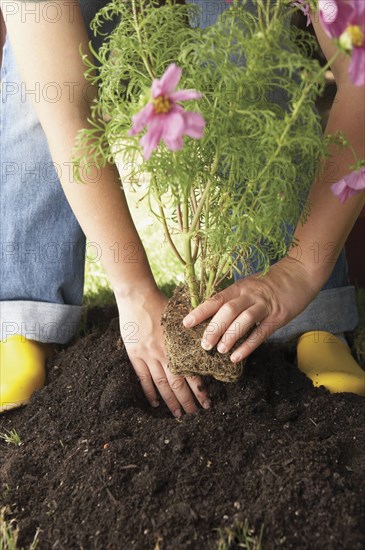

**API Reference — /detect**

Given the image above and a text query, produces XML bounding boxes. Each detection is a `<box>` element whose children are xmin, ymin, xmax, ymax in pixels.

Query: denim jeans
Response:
<box><xmin>0</xmin><ymin>0</ymin><xmax>358</xmax><ymax>344</ymax></box>
<box><xmin>0</xmin><ymin>1</ymin><xmax>117</xmax><ymax>344</ymax></box>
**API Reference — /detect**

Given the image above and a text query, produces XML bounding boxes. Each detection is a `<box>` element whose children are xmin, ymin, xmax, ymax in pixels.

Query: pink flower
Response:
<box><xmin>129</xmin><ymin>63</ymin><xmax>206</xmax><ymax>160</ymax></box>
<box><xmin>331</xmin><ymin>166</ymin><xmax>365</xmax><ymax>203</ymax></box>
<box><xmin>319</xmin><ymin>0</ymin><xmax>365</xmax><ymax>86</ymax></box>
<box><xmin>292</xmin><ymin>0</ymin><xmax>311</xmax><ymax>26</ymax></box>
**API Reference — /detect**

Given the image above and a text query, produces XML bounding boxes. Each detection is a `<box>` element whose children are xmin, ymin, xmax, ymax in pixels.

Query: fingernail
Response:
<box><xmin>203</xmin><ymin>400</ymin><xmax>212</xmax><ymax>410</ymax></box>
<box><xmin>217</xmin><ymin>343</ymin><xmax>227</xmax><ymax>354</ymax></box>
<box><xmin>183</xmin><ymin>315</ymin><xmax>194</xmax><ymax>327</ymax></box>
<box><xmin>151</xmin><ymin>400</ymin><xmax>160</xmax><ymax>408</ymax></box>
<box><xmin>231</xmin><ymin>353</ymin><xmax>240</xmax><ymax>363</ymax></box>
<box><xmin>174</xmin><ymin>409</ymin><xmax>182</xmax><ymax>418</ymax></box>
<box><xmin>201</xmin><ymin>340</ymin><xmax>213</xmax><ymax>351</ymax></box>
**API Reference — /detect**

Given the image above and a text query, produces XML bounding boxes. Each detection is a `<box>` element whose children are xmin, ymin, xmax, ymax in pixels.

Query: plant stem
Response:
<box><xmin>151</xmin><ymin>176</ymin><xmax>186</xmax><ymax>266</ymax></box>
<box><xmin>189</xmin><ymin>179</ymin><xmax>212</xmax><ymax>234</ymax></box>
<box><xmin>204</xmin><ymin>267</ymin><xmax>217</xmax><ymax>300</ymax></box>
<box><xmin>177</xmin><ymin>203</ymin><xmax>183</xmax><ymax>231</ymax></box>
<box><xmin>190</xmin><ymin>188</ymin><xmax>200</xmax><ymax>253</ymax></box>
<box><xmin>339</xmin><ymin>132</ymin><xmax>363</xmax><ymax>167</ymax></box>
<box><xmin>131</xmin><ymin>0</ymin><xmax>155</xmax><ymax>80</ymax></box>
<box><xmin>273</xmin><ymin>0</ymin><xmax>282</xmax><ymax>21</ymax></box>
<box><xmin>214</xmin><ymin>255</ymin><xmax>232</xmax><ymax>289</ymax></box>
<box><xmin>190</xmin><ymin>150</ymin><xmax>220</xmax><ymax>234</ymax></box>
<box><xmin>257</xmin><ymin>0</ymin><xmax>266</xmax><ymax>34</ymax></box>
<box><xmin>182</xmin><ymin>195</ymin><xmax>199</xmax><ymax>307</ymax></box>
<box><xmin>265</xmin><ymin>0</ymin><xmax>271</xmax><ymax>28</ymax></box>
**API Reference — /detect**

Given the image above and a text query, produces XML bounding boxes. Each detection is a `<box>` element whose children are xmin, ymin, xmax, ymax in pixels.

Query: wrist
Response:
<box><xmin>113</xmin><ymin>275</ymin><xmax>160</xmax><ymax>303</ymax></box>
<box><xmin>279</xmin><ymin>252</ymin><xmax>332</xmax><ymax>294</ymax></box>
<box><xmin>105</xmin><ymin>245</ymin><xmax>159</xmax><ymax>302</ymax></box>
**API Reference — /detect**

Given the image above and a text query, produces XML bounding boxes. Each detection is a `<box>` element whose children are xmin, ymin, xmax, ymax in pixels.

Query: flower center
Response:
<box><xmin>152</xmin><ymin>95</ymin><xmax>171</xmax><ymax>114</ymax></box>
<box><xmin>346</xmin><ymin>24</ymin><xmax>364</xmax><ymax>47</ymax></box>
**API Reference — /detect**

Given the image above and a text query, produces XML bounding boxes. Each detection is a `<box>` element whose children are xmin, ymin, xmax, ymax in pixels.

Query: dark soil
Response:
<box><xmin>1</xmin><ymin>310</ymin><xmax>364</xmax><ymax>550</ymax></box>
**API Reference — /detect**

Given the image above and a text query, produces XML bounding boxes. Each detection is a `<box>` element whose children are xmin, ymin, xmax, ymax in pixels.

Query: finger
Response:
<box><xmin>149</xmin><ymin>360</ymin><xmax>183</xmax><ymax>418</ymax></box>
<box><xmin>216</xmin><ymin>302</ymin><xmax>269</xmax><ymax>354</ymax></box>
<box><xmin>182</xmin><ymin>289</ymin><xmax>229</xmax><ymax>328</ymax></box>
<box><xmin>165</xmin><ymin>370</ymin><xmax>199</xmax><ymax>415</ymax></box>
<box><xmin>186</xmin><ymin>374</ymin><xmax>212</xmax><ymax>410</ymax></box>
<box><xmin>200</xmin><ymin>295</ymin><xmax>254</xmax><ymax>351</ymax></box>
<box><xmin>229</xmin><ymin>318</ymin><xmax>276</xmax><ymax>363</ymax></box>
<box><xmin>130</xmin><ymin>358</ymin><xmax>160</xmax><ymax>408</ymax></box>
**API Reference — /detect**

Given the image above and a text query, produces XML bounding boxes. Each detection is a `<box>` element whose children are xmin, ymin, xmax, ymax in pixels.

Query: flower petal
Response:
<box><xmin>318</xmin><ymin>0</ymin><xmax>338</xmax><ymax>25</ymax></box>
<box><xmin>292</xmin><ymin>1</ymin><xmax>311</xmax><ymax>27</ymax></box>
<box><xmin>182</xmin><ymin>111</ymin><xmax>206</xmax><ymax>139</ymax></box>
<box><xmin>152</xmin><ymin>63</ymin><xmax>182</xmax><ymax>98</ymax></box>
<box><xmin>331</xmin><ymin>168</ymin><xmax>365</xmax><ymax>203</ymax></box>
<box><xmin>170</xmin><ymin>90</ymin><xmax>203</xmax><ymax>102</ymax></box>
<box><xmin>349</xmin><ymin>0</ymin><xmax>365</xmax><ymax>23</ymax></box>
<box><xmin>161</xmin><ymin>110</ymin><xmax>186</xmax><ymax>141</ymax></box>
<box><xmin>345</xmin><ymin>167</ymin><xmax>365</xmax><ymax>190</ymax></box>
<box><xmin>151</xmin><ymin>78</ymin><xmax>162</xmax><ymax>98</ymax></box>
<box><xmin>331</xmin><ymin>179</ymin><xmax>350</xmax><ymax>203</ymax></box>
<box><xmin>319</xmin><ymin>0</ymin><xmax>352</xmax><ymax>38</ymax></box>
<box><xmin>164</xmin><ymin>135</ymin><xmax>184</xmax><ymax>151</ymax></box>
<box><xmin>140</xmin><ymin>118</ymin><xmax>163</xmax><ymax>160</ymax></box>
<box><xmin>129</xmin><ymin>102</ymin><xmax>155</xmax><ymax>136</ymax></box>
<box><xmin>348</xmin><ymin>47</ymin><xmax>365</xmax><ymax>87</ymax></box>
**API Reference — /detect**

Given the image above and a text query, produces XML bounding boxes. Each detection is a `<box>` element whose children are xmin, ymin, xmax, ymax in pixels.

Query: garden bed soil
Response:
<box><xmin>0</xmin><ymin>310</ymin><xmax>364</xmax><ymax>550</ymax></box>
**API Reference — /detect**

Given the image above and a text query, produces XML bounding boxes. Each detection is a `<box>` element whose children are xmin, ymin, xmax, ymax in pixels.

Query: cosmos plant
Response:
<box><xmin>72</xmin><ymin>0</ymin><xmax>364</xmax><ymax>307</ymax></box>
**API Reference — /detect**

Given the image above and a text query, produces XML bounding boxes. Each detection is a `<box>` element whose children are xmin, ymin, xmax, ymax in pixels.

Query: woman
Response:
<box><xmin>0</xmin><ymin>0</ymin><xmax>364</xmax><ymax>416</ymax></box>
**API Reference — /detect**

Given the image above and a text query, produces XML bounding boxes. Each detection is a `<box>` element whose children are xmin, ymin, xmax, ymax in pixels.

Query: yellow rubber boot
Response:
<box><xmin>297</xmin><ymin>331</ymin><xmax>365</xmax><ymax>396</ymax></box>
<box><xmin>0</xmin><ymin>335</ymin><xmax>53</xmax><ymax>413</ymax></box>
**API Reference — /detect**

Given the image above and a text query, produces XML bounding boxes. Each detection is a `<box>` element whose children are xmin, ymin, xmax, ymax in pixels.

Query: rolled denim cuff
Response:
<box><xmin>268</xmin><ymin>286</ymin><xmax>359</xmax><ymax>342</ymax></box>
<box><xmin>0</xmin><ymin>301</ymin><xmax>83</xmax><ymax>344</ymax></box>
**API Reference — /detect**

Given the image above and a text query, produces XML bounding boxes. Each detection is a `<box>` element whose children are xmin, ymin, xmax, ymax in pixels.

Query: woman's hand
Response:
<box><xmin>117</xmin><ymin>286</ymin><xmax>211</xmax><ymax>417</ymax></box>
<box><xmin>182</xmin><ymin>257</ymin><xmax>320</xmax><ymax>363</ymax></box>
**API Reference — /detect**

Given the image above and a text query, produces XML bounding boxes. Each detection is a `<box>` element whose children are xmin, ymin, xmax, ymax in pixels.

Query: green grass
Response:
<box><xmin>83</xmin><ymin>260</ymin><xmax>116</xmax><ymax>309</ymax></box>
<box><xmin>0</xmin><ymin>431</ymin><xmax>21</xmax><ymax>447</ymax></box>
<box><xmin>0</xmin><ymin>508</ymin><xmax>40</xmax><ymax>550</ymax></box>
<box><xmin>216</xmin><ymin>520</ymin><xmax>264</xmax><ymax>550</ymax></box>
<box><xmin>0</xmin><ymin>510</ymin><xmax>18</xmax><ymax>550</ymax></box>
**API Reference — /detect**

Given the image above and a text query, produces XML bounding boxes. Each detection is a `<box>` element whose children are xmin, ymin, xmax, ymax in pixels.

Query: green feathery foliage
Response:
<box><xmin>72</xmin><ymin>0</ymin><xmax>332</xmax><ymax>306</ymax></box>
